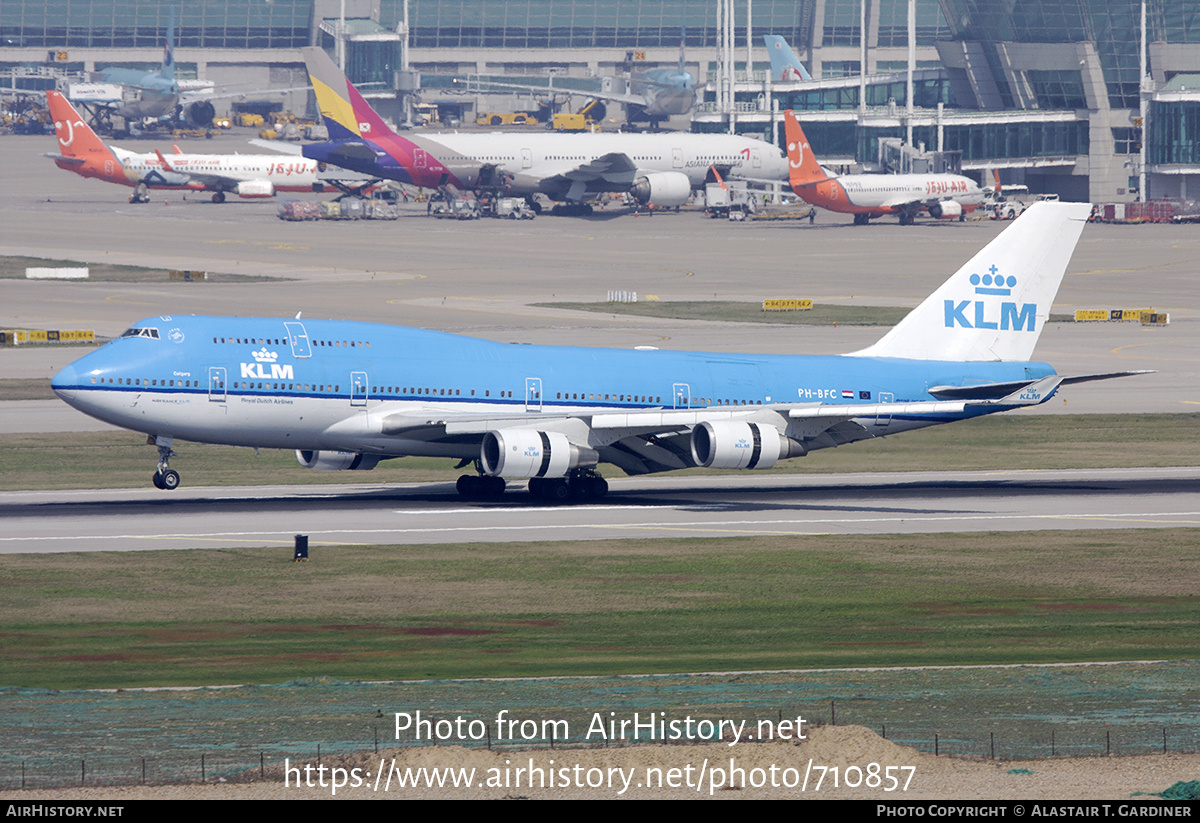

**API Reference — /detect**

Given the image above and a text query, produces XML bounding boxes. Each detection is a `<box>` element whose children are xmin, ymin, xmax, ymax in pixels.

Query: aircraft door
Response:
<box><xmin>283</xmin><ymin>322</ymin><xmax>311</xmax><ymax>358</ymax></box>
<box><xmin>522</xmin><ymin>148</ymin><xmax>533</xmax><ymax>169</ymax></box>
<box><xmin>208</xmin><ymin>367</ymin><xmax>226</xmax><ymax>403</ymax></box>
<box><xmin>752</xmin><ymin>149</ymin><xmax>762</xmax><ymax>169</ymax></box>
<box><xmin>414</xmin><ymin>149</ymin><xmax>427</xmax><ymax>169</ymax></box>
<box><xmin>525</xmin><ymin>377</ymin><xmax>542</xmax><ymax>412</ymax></box>
<box><xmin>875</xmin><ymin>392</ymin><xmax>894</xmax><ymax>426</ymax></box>
<box><xmin>672</xmin><ymin>382</ymin><xmax>691</xmax><ymax>409</ymax></box>
<box><xmin>672</xmin><ymin>148</ymin><xmax>684</xmax><ymax>169</ymax></box>
<box><xmin>350</xmin><ymin>371</ymin><xmax>368</xmax><ymax>406</ymax></box>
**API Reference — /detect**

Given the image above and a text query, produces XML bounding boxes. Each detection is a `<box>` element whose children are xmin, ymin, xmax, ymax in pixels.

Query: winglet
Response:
<box><xmin>154</xmin><ymin>148</ymin><xmax>177</xmax><ymax>173</ymax></box>
<box><xmin>850</xmin><ymin>202</ymin><xmax>1093</xmax><ymax>362</ymax></box>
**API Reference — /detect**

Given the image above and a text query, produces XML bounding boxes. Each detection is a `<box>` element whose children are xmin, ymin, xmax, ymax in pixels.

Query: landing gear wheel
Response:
<box><xmin>212</xmin><ymin>191</ymin><xmax>226</xmax><ymax>204</ymax></box>
<box><xmin>545</xmin><ymin>479</ymin><xmax>571</xmax><ymax>503</ymax></box>
<box><xmin>152</xmin><ymin>469</ymin><xmax>180</xmax><ymax>490</ymax></box>
<box><xmin>457</xmin><ymin>474</ymin><xmax>505</xmax><ymax>499</ymax></box>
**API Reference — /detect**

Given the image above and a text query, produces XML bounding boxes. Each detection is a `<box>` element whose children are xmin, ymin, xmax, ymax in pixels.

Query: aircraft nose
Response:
<box><xmin>51</xmin><ymin>363</ymin><xmax>79</xmax><ymax>399</ymax></box>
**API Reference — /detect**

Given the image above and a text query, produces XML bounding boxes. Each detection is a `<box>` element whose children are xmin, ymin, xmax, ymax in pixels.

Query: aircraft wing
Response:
<box><xmin>370</xmin><ymin>371</ymin><xmax>1146</xmax><ymax>476</ymax></box>
<box><xmin>563</xmin><ymin>152</ymin><xmax>639</xmax><ymax>181</ymax></box>
<box><xmin>535</xmin><ymin>152</ymin><xmax>641</xmax><ymax>199</ymax></box>
<box><xmin>152</xmin><ymin>149</ymin><xmax>240</xmax><ymax>190</ymax></box>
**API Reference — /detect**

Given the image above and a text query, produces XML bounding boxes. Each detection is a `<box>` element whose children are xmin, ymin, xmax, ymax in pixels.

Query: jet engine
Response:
<box><xmin>690</xmin><ymin>421</ymin><xmax>803</xmax><ymax>470</ymax></box>
<box><xmin>295</xmin><ymin>450</ymin><xmax>381</xmax><ymax>471</ymax></box>
<box><xmin>929</xmin><ymin>200</ymin><xmax>963</xmax><ymax>220</ymax></box>
<box><xmin>480</xmin><ymin>430</ymin><xmax>599</xmax><ymax>478</ymax></box>
<box><xmin>181</xmin><ymin>100</ymin><xmax>216</xmax><ymax>129</ymax></box>
<box><xmin>630</xmin><ymin>172</ymin><xmax>691</xmax><ymax>207</ymax></box>
<box><xmin>236</xmin><ymin>179</ymin><xmax>275</xmax><ymax>198</ymax></box>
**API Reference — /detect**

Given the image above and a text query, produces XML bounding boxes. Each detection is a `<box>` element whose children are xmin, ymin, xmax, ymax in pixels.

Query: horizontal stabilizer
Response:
<box><xmin>931</xmin><ymin>370</ymin><xmax>1152</xmax><ymax>400</ymax></box>
<box><xmin>44</xmin><ymin>153</ymin><xmax>86</xmax><ymax>166</ymax></box>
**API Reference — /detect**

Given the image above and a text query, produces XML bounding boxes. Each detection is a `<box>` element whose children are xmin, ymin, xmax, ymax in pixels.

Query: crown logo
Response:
<box><xmin>252</xmin><ymin>348</ymin><xmax>278</xmax><ymax>363</ymax></box>
<box><xmin>970</xmin><ymin>265</ymin><xmax>1016</xmax><ymax>296</ymax></box>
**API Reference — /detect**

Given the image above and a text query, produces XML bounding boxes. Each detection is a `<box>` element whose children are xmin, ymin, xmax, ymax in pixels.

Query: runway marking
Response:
<box><xmin>1110</xmin><ymin>341</ymin><xmax>1198</xmax><ymax>362</ymax></box>
<box><xmin>5</xmin><ymin>510</ymin><xmax>1200</xmax><ymax>548</ymax></box>
<box><xmin>393</xmin><ymin>504</ymin><xmax>718</xmax><ymax>515</ymax></box>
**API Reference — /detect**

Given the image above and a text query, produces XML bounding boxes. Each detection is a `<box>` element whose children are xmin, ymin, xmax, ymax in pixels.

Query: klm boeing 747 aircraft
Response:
<box><xmin>51</xmin><ymin>203</ymin><xmax>1144</xmax><ymax>501</ymax></box>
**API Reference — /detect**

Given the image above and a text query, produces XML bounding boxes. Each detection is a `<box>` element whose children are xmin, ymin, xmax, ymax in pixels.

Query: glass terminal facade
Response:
<box><xmin>0</xmin><ymin>0</ymin><xmax>312</xmax><ymax>49</ymax></box>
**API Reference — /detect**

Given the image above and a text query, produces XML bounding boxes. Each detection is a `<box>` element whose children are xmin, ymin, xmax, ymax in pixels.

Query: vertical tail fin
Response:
<box><xmin>850</xmin><ymin>202</ymin><xmax>1093</xmax><ymax>362</ymax></box>
<box><xmin>301</xmin><ymin>46</ymin><xmax>398</xmax><ymax>143</ymax></box>
<box><xmin>46</xmin><ymin>91</ymin><xmax>114</xmax><ymax>161</ymax></box>
<box><xmin>161</xmin><ymin>7</ymin><xmax>176</xmax><ymax>83</ymax></box>
<box><xmin>764</xmin><ymin>35</ymin><xmax>813</xmax><ymax>82</ymax></box>
<box><xmin>783</xmin><ymin>110</ymin><xmax>828</xmax><ymax>188</ymax></box>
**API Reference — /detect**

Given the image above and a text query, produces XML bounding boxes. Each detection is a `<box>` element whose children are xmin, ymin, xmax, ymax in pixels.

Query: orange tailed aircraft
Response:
<box><xmin>784</xmin><ymin>109</ymin><xmax>984</xmax><ymax>225</ymax></box>
<box><xmin>45</xmin><ymin>90</ymin><xmax>325</xmax><ymax>203</ymax></box>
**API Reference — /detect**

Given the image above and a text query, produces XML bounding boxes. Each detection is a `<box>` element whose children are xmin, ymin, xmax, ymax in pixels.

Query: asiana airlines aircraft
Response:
<box><xmin>51</xmin><ymin>203</ymin><xmax>1144</xmax><ymax>501</ymax></box>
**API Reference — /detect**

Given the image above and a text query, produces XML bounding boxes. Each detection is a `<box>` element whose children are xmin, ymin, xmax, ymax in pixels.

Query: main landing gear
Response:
<box><xmin>151</xmin><ymin>438</ymin><xmax>180</xmax><ymax>490</ymax></box>
<box><xmin>528</xmin><ymin>470</ymin><xmax>608</xmax><ymax>503</ymax></box>
<box><xmin>211</xmin><ymin>191</ymin><xmax>226</xmax><ymax>203</ymax></box>
<box><xmin>456</xmin><ymin>474</ymin><xmax>506</xmax><ymax>500</ymax></box>
<box><xmin>454</xmin><ymin>468</ymin><xmax>609</xmax><ymax>503</ymax></box>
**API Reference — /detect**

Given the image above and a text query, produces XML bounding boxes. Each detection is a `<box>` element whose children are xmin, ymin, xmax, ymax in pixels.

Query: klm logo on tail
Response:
<box><xmin>944</xmin><ymin>265</ymin><xmax>1036</xmax><ymax>332</ymax></box>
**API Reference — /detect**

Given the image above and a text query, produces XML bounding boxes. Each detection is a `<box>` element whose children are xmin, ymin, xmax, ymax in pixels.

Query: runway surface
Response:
<box><xmin>3</xmin><ymin>467</ymin><xmax>1197</xmax><ymax>553</ymax></box>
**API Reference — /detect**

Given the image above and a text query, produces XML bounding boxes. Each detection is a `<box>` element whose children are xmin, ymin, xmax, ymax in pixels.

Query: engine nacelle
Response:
<box><xmin>929</xmin><ymin>200</ymin><xmax>963</xmax><ymax>220</ymax></box>
<box><xmin>295</xmin><ymin>450</ymin><xmax>381</xmax><ymax>471</ymax></box>
<box><xmin>480</xmin><ymin>430</ymin><xmax>598</xmax><ymax>478</ymax></box>
<box><xmin>181</xmin><ymin>100</ymin><xmax>216</xmax><ymax>128</ymax></box>
<box><xmin>236</xmin><ymin>179</ymin><xmax>275</xmax><ymax>198</ymax></box>
<box><xmin>690</xmin><ymin>421</ymin><xmax>798</xmax><ymax>470</ymax></box>
<box><xmin>630</xmin><ymin>172</ymin><xmax>691</xmax><ymax>207</ymax></box>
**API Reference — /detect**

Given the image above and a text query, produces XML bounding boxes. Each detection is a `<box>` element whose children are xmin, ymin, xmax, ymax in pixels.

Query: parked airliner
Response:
<box><xmin>51</xmin><ymin>203</ymin><xmax>1144</xmax><ymax>500</ymax></box>
<box><xmin>298</xmin><ymin>47</ymin><xmax>787</xmax><ymax>213</ymax></box>
<box><xmin>784</xmin><ymin>109</ymin><xmax>985</xmax><ymax>224</ymax></box>
<box><xmin>46</xmin><ymin>91</ymin><xmax>327</xmax><ymax>203</ymax></box>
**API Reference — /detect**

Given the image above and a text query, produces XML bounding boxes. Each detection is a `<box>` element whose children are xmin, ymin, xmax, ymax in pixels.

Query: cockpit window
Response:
<box><xmin>120</xmin><ymin>327</ymin><xmax>160</xmax><ymax>339</ymax></box>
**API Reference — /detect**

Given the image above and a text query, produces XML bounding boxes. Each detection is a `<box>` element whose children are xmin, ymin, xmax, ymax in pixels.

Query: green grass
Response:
<box><xmin>537</xmin><ymin>301</ymin><xmax>1077</xmax><ymax>326</ymax></box>
<box><xmin>0</xmin><ymin>378</ymin><xmax>59</xmax><ymax>400</ymax></box>
<box><xmin>0</xmin><ymin>255</ymin><xmax>277</xmax><ymax>282</ymax></box>
<box><xmin>0</xmin><ymin>414</ymin><xmax>1195</xmax><ymax>491</ymax></box>
<box><xmin>3</xmin><ymin>529</ymin><xmax>1199</xmax><ymax>689</ymax></box>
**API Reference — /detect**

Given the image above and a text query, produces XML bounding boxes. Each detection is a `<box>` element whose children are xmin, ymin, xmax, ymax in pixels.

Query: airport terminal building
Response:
<box><xmin>4</xmin><ymin>0</ymin><xmax>1200</xmax><ymax>202</ymax></box>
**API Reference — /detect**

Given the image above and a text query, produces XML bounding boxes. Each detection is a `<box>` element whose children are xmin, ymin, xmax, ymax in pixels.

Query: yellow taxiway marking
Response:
<box><xmin>105</xmin><ymin>295</ymin><xmax>157</xmax><ymax>305</ymax></box>
<box><xmin>1110</xmin><ymin>341</ymin><xmax>1198</xmax><ymax>362</ymax></box>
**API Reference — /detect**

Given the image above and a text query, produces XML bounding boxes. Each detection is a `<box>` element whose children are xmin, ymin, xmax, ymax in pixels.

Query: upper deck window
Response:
<box><xmin>120</xmin><ymin>327</ymin><xmax>160</xmax><ymax>339</ymax></box>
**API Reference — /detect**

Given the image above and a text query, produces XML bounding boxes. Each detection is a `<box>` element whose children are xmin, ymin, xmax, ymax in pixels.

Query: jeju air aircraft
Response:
<box><xmin>45</xmin><ymin>90</ymin><xmax>326</xmax><ymax>203</ymax></box>
<box><xmin>784</xmin><ymin>109</ymin><xmax>985</xmax><ymax>225</ymax></box>
<box><xmin>51</xmin><ymin>202</ymin><xmax>1145</xmax><ymax>500</ymax></box>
